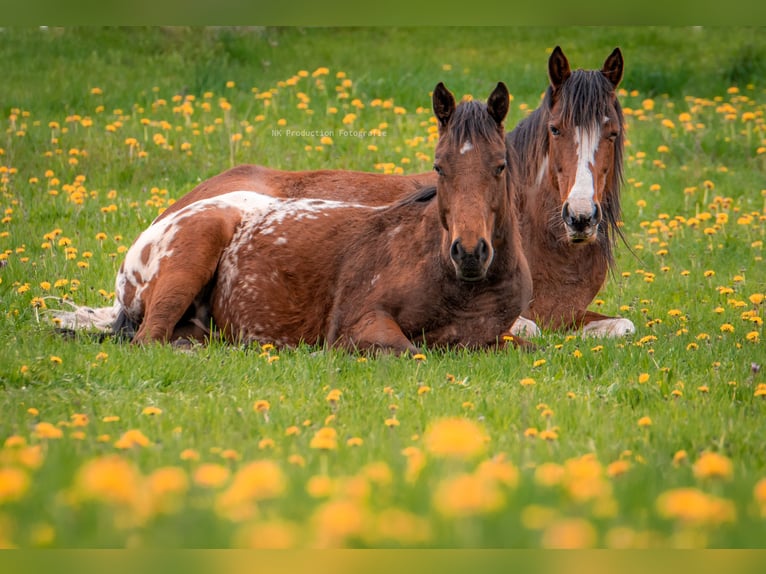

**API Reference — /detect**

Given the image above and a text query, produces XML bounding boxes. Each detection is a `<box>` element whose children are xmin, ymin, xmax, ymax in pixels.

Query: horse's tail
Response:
<box><xmin>47</xmin><ymin>299</ymin><xmax>133</xmax><ymax>340</ymax></box>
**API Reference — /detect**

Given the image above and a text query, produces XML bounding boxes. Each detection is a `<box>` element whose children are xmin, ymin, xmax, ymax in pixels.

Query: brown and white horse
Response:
<box><xmin>507</xmin><ymin>46</ymin><xmax>634</xmax><ymax>336</ymax></box>
<box><xmin>58</xmin><ymin>83</ymin><xmax>532</xmax><ymax>353</ymax></box>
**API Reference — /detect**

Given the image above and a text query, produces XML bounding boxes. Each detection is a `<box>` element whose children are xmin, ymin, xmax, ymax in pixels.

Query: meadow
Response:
<box><xmin>0</xmin><ymin>26</ymin><xmax>764</xmax><ymax>548</ymax></box>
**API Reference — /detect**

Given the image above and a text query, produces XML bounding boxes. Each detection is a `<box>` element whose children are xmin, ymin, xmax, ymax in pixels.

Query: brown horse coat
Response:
<box><xmin>111</xmin><ymin>82</ymin><xmax>531</xmax><ymax>352</ymax></box>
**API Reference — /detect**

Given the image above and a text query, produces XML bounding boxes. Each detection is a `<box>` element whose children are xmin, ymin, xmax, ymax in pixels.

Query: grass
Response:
<box><xmin>0</xmin><ymin>26</ymin><xmax>764</xmax><ymax>549</ymax></box>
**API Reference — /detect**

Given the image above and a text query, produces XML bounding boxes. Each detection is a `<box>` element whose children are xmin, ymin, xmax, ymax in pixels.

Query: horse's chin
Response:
<box><xmin>566</xmin><ymin>228</ymin><xmax>599</xmax><ymax>245</ymax></box>
<box><xmin>454</xmin><ymin>269</ymin><xmax>488</xmax><ymax>282</ymax></box>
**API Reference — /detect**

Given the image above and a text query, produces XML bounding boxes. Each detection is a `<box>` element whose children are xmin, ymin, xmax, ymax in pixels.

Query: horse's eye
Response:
<box><xmin>433</xmin><ymin>164</ymin><xmax>444</xmax><ymax>176</ymax></box>
<box><xmin>549</xmin><ymin>125</ymin><xmax>561</xmax><ymax>136</ymax></box>
<box><xmin>607</xmin><ymin>131</ymin><xmax>618</xmax><ymax>142</ymax></box>
<box><xmin>495</xmin><ymin>163</ymin><xmax>506</xmax><ymax>176</ymax></box>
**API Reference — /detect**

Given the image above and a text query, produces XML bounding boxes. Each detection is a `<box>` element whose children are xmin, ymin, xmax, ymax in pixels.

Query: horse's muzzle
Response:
<box><xmin>450</xmin><ymin>237</ymin><xmax>492</xmax><ymax>281</ymax></box>
<box><xmin>562</xmin><ymin>201</ymin><xmax>602</xmax><ymax>243</ymax></box>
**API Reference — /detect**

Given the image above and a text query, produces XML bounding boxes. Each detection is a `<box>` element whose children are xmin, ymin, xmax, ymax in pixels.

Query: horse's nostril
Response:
<box><xmin>592</xmin><ymin>203</ymin><xmax>602</xmax><ymax>224</ymax></box>
<box><xmin>475</xmin><ymin>238</ymin><xmax>490</xmax><ymax>264</ymax></box>
<box><xmin>450</xmin><ymin>239</ymin><xmax>465</xmax><ymax>262</ymax></box>
<box><xmin>561</xmin><ymin>202</ymin><xmax>572</xmax><ymax>225</ymax></box>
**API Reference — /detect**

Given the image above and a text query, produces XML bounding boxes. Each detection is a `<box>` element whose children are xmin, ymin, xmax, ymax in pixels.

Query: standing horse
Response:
<box><xmin>507</xmin><ymin>46</ymin><xmax>634</xmax><ymax>336</ymax></box>
<box><xmin>142</xmin><ymin>47</ymin><xmax>633</xmax><ymax>338</ymax></box>
<box><xmin>59</xmin><ymin>83</ymin><xmax>532</xmax><ymax>353</ymax></box>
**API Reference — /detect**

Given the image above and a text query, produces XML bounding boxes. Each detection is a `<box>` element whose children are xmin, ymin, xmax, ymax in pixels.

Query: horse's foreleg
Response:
<box><xmin>579</xmin><ymin>310</ymin><xmax>636</xmax><ymax>337</ymax></box>
<box><xmin>342</xmin><ymin>310</ymin><xmax>420</xmax><ymax>355</ymax></box>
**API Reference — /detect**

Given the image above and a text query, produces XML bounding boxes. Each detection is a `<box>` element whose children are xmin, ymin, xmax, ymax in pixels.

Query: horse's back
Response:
<box><xmin>157</xmin><ymin>165</ymin><xmax>436</xmax><ymax>223</ymax></box>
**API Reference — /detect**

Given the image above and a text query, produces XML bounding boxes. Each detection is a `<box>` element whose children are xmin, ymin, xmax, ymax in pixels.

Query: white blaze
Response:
<box><xmin>460</xmin><ymin>140</ymin><xmax>473</xmax><ymax>155</ymax></box>
<box><xmin>567</xmin><ymin>124</ymin><xmax>599</xmax><ymax>216</ymax></box>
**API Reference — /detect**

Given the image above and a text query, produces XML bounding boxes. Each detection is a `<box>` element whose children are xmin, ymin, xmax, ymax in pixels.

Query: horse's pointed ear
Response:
<box><xmin>487</xmin><ymin>82</ymin><xmax>509</xmax><ymax>127</ymax></box>
<box><xmin>601</xmin><ymin>47</ymin><xmax>624</xmax><ymax>89</ymax></box>
<box><xmin>548</xmin><ymin>46</ymin><xmax>571</xmax><ymax>90</ymax></box>
<box><xmin>433</xmin><ymin>82</ymin><xmax>456</xmax><ymax>129</ymax></box>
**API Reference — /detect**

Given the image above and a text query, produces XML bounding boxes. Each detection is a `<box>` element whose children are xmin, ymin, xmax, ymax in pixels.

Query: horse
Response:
<box><xmin>57</xmin><ymin>82</ymin><xmax>532</xmax><ymax>353</ymax></box>
<box><xmin>507</xmin><ymin>46</ymin><xmax>634</xmax><ymax>336</ymax></box>
<box><xmin>141</xmin><ymin>46</ymin><xmax>633</xmax><ymax>338</ymax></box>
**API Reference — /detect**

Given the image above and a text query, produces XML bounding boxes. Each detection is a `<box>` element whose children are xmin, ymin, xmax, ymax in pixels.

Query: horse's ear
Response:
<box><xmin>433</xmin><ymin>82</ymin><xmax>456</xmax><ymax>129</ymax></box>
<box><xmin>487</xmin><ymin>82</ymin><xmax>509</xmax><ymax>127</ymax></box>
<box><xmin>601</xmin><ymin>47</ymin><xmax>624</xmax><ymax>89</ymax></box>
<box><xmin>548</xmin><ymin>46</ymin><xmax>571</xmax><ymax>90</ymax></box>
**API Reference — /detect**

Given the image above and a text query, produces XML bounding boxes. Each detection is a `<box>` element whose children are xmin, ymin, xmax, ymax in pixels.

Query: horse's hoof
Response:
<box><xmin>510</xmin><ymin>316</ymin><xmax>541</xmax><ymax>337</ymax></box>
<box><xmin>582</xmin><ymin>318</ymin><xmax>635</xmax><ymax>337</ymax></box>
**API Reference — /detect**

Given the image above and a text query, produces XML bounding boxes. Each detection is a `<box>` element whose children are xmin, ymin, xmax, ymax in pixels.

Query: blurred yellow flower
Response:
<box><xmin>253</xmin><ymin>400</ymin><xmax>270</xmax><ymax>412</ymax></box>
<box><xmin>193</xmin><ymin>463</ymin><xmax>230</xmax><ymax>488</ymax></box>
<box><xmin>432</xmin><ymin>473</ymin><xmax>504</xmax><ymax>517</ymax></box>
<box><xmin>114</xmin><ymin>429</ymin><xmax>151</xmax><ymax>449</ymax></box>
<box><xmin>73</xmin><ymin>455</ymin><xmax>141</xmax><ymax>506</ymax></box>
<box><xmin>310</xmin><ymin>427</ymin><xmax>338</xmax><ymax>450</ymax></box>
<box><xmin>0</xmin><ymin>467</ymin><xmax>29</xmax><ymax>503</ymax></box>
<box><xmin>423</xmin><ymin>417</ymin><xmax>487</xmax><ymax>460</ymax></box>
<box><xmin>34</xmin><ymin>422</ymin><xmax>63</xmax><ymax>440</ymax></box>
<box><xmin>656</xmin><ymin>487</ymin><xmax>736</xmax><ymax>525</ymax></box>
<box><xmin>540</xmin><ymin>517</ymin><xmax>597</xmax><ymax>549</ymax></box>
<box><xmin>693</xmin><ymin>451</ymin><xmax>733</xmax><ymax>480</ymax></box>
<box><xmin>637</xmin><ymin>416</ymin><xmax>652</xmax><ymax>428</ymax></box>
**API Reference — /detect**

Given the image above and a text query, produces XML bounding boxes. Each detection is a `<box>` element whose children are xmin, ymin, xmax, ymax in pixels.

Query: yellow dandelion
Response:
<box><xmin>193</xmin><ymin>463</ymin><xmax>231</xmax><ymax>488</ymax></box>
<box><xmin>180</xmin><ymin>448</ymin><xmax>200</xmax><ymax>461</ymax></box>
<box><xmin>114</xmin><ymin>429</ymin><xmax>151</xmax><ymax>449</ymax></box>
<box><xmin>0</xmin><ymin>467</ymin><xmax>29</xmax><ymax>504</ymax></box>
<box><xmin>693</xmin><ymin>452</ymin><xmax>733</xmax><ymax>481</ymax></box>
<box><xmin>423</xmin><ymin>417</ymin><xmax>487</xmax><ymax>460</ymax></box>
<box><xmin>253</xmin><ymin>400</ymin><xmax>270</xmax><ymax>413</ymax></box>
<box><xmin>309</xmin><ymin>426</ymin><xmax>338</xmax><ymax>450</ymax></box>
<box><xmin>141</xmin><ymin>406</ymin><xmax>162</xmax><ymax>416</ymax></box>
<box><xmin>637</xmin><ymin>416</ymin><xmax>652</xmax><ymax>428</ymax></box>
<box><xmin>432</xmin><ymin>473</ymin><xmax>504</xmax><ymax>517</ymax></box>
<box><xmin>520</xmin><ymin>377</ymin><xmax>536</xmax><ymax>387</ymax></box>
<box><xmin>34</xmin><ymin>422</ymin><xmax>63</xmax><ymax>440</ymax></box>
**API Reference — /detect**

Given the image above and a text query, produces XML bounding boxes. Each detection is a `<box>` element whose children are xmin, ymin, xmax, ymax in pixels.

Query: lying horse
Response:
<box><xmin>59</xmin><ymin>82</ymin><xmax>532</xmax><ymax>353</ymax></box>
<box><xmin>146</xmin><ymin>46</ymin><xmax>634</xmax><ymax>338</ymax></box>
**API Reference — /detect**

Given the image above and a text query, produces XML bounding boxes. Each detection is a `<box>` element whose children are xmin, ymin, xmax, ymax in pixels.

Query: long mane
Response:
<box><xmin>508</xmin><ymin>69</ymin><xmax>625</xmax><ymax>267</ymax></box>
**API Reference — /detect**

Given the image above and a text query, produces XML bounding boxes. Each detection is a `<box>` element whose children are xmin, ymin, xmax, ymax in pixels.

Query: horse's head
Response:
<box><xmin>432</xmin><ymin>81</ymin><xmax>510</xmax><ymax>281</ymax></box>
<box><xmin>545</xmin><ymin>46</ymin><xmax>624</xmax><ymax>243</ymax></box>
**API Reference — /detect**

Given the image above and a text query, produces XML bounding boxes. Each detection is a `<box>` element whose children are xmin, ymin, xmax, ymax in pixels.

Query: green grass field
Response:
<box><xmin>0</xmin><ymin>26</ymin><xmax>764</xmax><ymax>548</ymax></box>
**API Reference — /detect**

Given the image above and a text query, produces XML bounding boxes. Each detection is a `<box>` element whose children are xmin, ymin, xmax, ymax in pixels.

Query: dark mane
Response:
<box><xmin>446</xmin><ymin>100</ymin><xmax>503</xmax><ymax>145</ymax></box>
<box><xmin>400</xmin><ymin>184</ymin><xmax>437</xmax><ymax>205</ymax></box>
<box><xmin>508</xmin><ymin>68</ymin><xmax>625</xmax><ymax>267</ymax></box>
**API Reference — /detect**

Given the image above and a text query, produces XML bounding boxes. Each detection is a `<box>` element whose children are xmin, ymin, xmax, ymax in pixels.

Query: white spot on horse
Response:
<box><xmin>536</xmin><ymin>155</ymin><xmax>549</xmax><ymax>187</ymax></box>
<box><xmin>582</xmin><ymin>318</ymin><xmax>635</xmax><ymax>337</ymax></box>
<box><xmin>371</xmin><ymin>273</ymin><xmax>380</xmax><ymax>287</ymax></box>
<box><xmin>274</xmin><ymin>237</ymin><xmax>288</xmax><ymax>246</ymax></box>
<box><xmin>567</xmin><ymin>124</ymin><xmax>599</xmax><ymax>216</ymax></box>
<box><xmin>460</xmin><ymin>140</ymin><xmax>473</xmax><ymax>155</ymax></box>
<box><xmin>510</xmin><ymin>316</ymin><xmax>541</xmax><ymax>337</ymax></box>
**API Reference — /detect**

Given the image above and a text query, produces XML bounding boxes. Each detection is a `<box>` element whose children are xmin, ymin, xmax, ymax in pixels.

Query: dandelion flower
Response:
<box><xmin>310</xmin><ymin>426</ymin><xmax>338</xmax><ymax>450</ymax></box>
<box><xmin>432</xmin><ymin>473</ymin><xmax>504</xmax><ymax>517</ymax></box>
<box><xmin>423</xmin><ymin>417</ymin><xmax>487</xmax><ymax>460</ymax></box>
<box><xmin>253</xmin><ymin>400</ymin><xmax>270</xmax><ymax>413</ymax></box>
<box><xmin>193</xmin><ymin>463</ymin><xmax>230</xmax><ymax>488</ymax></box>
<box><xmin>142</xmin><ymin>406</ymin><xmax>162</xmax><ymax>416</ymax></box>
<box><xmin>693</xmin><ymin>452</ymin><xmax>733</xmax><ymax>480</ymax></box>
<box><xmin>637</xmin><ymin>416</ymin><xmax>652</xmax><ymax>428</ymax></box>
